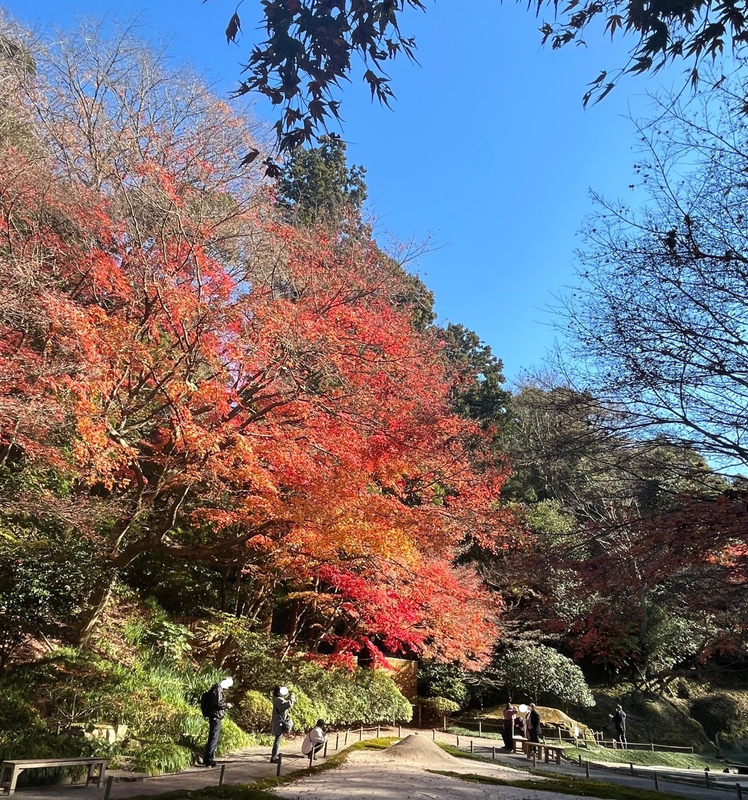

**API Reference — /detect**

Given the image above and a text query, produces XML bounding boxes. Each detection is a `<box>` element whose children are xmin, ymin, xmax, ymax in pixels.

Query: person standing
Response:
<box><xmin>202</xmin><ymin>677</ymin><xmax>234</xmax><ymax>767</ymax></box>
<box><xmin>611</xmin><ymin>704</ymin><xmax>627</xmax><ymax>749</ymax></box>
<box><xmin>270</xmin><ymin>685</ymin><xmax>296</xmax><ymax>763</ymax></box>
<box><xmin>502</xmin><ymin>703</ymin><xmax>517</xmax><ymax>750</ymax></box>
<box><xmin>301</xmin><ymin>719</ymin><xmax>328</xmax><ymax>760</ymax></box>
<box><xmin>527</xmin><ymin>703</ymin><xmax>541</xmax><ymax>743</ymax></box>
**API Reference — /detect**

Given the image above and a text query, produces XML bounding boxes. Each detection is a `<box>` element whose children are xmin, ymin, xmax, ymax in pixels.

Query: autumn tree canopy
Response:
<box><xmin>0</xmin><ymin>19</ymin><xmax>508</xmax><ymax>668</ymax></box>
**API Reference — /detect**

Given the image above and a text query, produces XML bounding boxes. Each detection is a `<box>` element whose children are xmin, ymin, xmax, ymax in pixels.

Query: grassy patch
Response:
<box><xmin>427</xmin><ymin>770</ymin><xmax>690</xmax><ymax>799</ymax></box>
<box><xmin>448</xmin><ymin>725</ymin><xmax>504</xmax><ymax>741</ymax></box>
<box><xmin>566</xmin><ymin>744</ymin><xmax>720</xmax><ymax>770</ymax></box>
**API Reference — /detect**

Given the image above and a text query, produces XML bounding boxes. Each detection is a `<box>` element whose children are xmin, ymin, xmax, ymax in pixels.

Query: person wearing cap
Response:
<box><xmin>301</xmin><ymin>719</ymin><xmax>328</xmax><ymax>760</ymax></box>
<box><xmin>203</xmin><ymin>677</ymin><xmax>234</xmax><ymax>767</ymax></box>
<box><xmin>270</xmin><ymin>685</ymin><xmax>296</xmax><ymax>763</ymax></box>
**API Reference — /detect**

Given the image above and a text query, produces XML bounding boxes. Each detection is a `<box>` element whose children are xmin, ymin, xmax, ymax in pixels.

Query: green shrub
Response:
<box><xmin>237</xmin><ymin>690</ymin><xmax>273</xmax><ymax>733</ymax></box>
<box><xmin>133</xmin><ymin>740</ymin><xmax>193</xmax><ymax>775</ymax></box>
<box><xmin>287</xmin><ymin>689</ymin><xmax>326</xmax><ymax>733</ymax></box>
<box><xmin>416</xmin><ymin>696</ymin><xmax>461</xmax><ymax>716</ymax></box>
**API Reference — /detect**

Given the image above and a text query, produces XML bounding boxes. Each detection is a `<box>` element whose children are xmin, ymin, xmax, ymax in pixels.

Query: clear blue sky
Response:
<box><xmin>10</xmin><ymin>0</ymin><xmax>680</xmax><ymax>380</ymax></box>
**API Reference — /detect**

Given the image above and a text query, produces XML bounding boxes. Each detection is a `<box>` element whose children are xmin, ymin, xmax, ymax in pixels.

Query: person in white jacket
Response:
<box><xmin>301</xmin><ymin>719</ymin><xmax>328</xmax><ymax>760</ymax></box>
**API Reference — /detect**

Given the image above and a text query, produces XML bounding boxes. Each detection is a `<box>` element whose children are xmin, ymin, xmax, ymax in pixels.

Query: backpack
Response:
<box><xmin>200</xmin><ymin>687</ymin><xmax>215</xmax><ymax>718</ymax></box>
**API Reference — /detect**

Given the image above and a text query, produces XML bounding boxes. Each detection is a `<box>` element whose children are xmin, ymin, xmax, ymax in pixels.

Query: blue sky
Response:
<box><xmin>10</xmin><ymin>0</ymin><xmax>680</xmax><ymax>380</ymax></box>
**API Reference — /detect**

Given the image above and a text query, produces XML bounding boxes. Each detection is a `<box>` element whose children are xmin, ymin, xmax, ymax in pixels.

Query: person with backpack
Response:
<box><xmin>301</xmin><ymin>719</ymin><xmax>328</xmax><ymax>761</ymax></box>
<box><xmin>270</xmin><ymin>685</ymin><xmax>295</xmax><ymax>763</ymax></box>
<box><xmin>201</xmin><ymin>677</ymin><xmax>234</xmax><ymax>767</ymax></box>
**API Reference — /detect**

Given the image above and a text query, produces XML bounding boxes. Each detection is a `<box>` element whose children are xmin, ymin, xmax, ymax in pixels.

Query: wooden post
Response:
<box><xmin>219</xmin><ymin>765</ymin><xmax>226</xmax><ymax>785</ymax></box>
<box><xmin>432</xmin><ymin>729</ymin><xmax>436</xmax><ymax>741</ymax></box>
<box><xmin>443</xmin><ymin>716</ymin><xmax>447</xmax><ymax>732</ymax></box>
<box><xmin>585</xmin><ymin>762</ymin><xmax>590</xmax><ymax>779</ymax></box>
<box><xmin>705</xmin><ymin>769</ymin><xmax>710</xmax><ymax>788</ymax></box>
<box><xmin>335</xmin><ymin>733</ymin><xmax>339</xmax><ymax>750</ymax></box>
<box><xmin>345</xmin><ymin>730</ymin><xmax>349</xmax><ymax>745</ymax></box>
<box><xmin>104</xmin><ymin>776</ymin><xmax>114</xmax><ymax>800</ymax></box>
<box><xmin>456</xmin><ymin>736</ymin><xmax>460</xmax><ymax>749</ymax></box>
<box><xmin>377</xmin><ymin>725</ymin><xmax>380</xmax><ymax>738</ymax></box>
<box><xmin>359</xmin><ymin>725</ymin><xmax>363</xmax><ymax>741</ymax></box>
<box><xmin>470</xmin><ymin>740</ymin><xmax>474</xmax><ymax>753</ymax></box>
<box><xmin>323</xmin><ymin>739</ymin><xmax>328</xmax><ymax>758</ymax></box>
<box><xmin>630</xmin><ymin>763</ymin><xmax>634</xmax><ymax>775</ymax></box>
<box><xmin>309</xmin><ymin>749</ymin><xmax>314</xmax><ymax>769</ymax></box>
<box><xmin>737</xmin><ymin>782</ymin><xmax>743</xmax><ymax>800</ymax></box>
<box><xmin>654</xmin><ymin>773</ymin><xmax>659</xmax><ymax>791</ymax></box>
<box><xmin>532</xmin><ymin>753</ymin><xmax>536</xmax><ymax>768</ymax></box>
<box><xmin>651</xmin><ymin>743</ymin><xmax>655</xmax><ymax>751</ymax></box>
<box><xmin>492</xmin><ymin>746</ymin><xmax>495</xmax><ymax>759</ymax></box>
<box><xmin>276</xmin><ymin>754</ymin><xmax>283</xmax><ymax>777</ymax></box>
<box><xmin>479</xmin><ymin>721</ymin><xmax>482</xmax><ymax>736</ymax></box>
<box><xmin>578</xmin><ymin>755</ymin><xmax>582</xmax><ymax>767</ymax></box>
<box><xmin>398</xmin><ymin>725</ymin><xmax>402</xmax><ymax>738</ymax></box>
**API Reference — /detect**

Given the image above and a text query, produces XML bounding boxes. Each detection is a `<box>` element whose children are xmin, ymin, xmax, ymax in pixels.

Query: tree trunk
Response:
<box><xmin>74</xmin><ymin>574</ymin><xmax>116</xmax><ymax>647</ymax></box>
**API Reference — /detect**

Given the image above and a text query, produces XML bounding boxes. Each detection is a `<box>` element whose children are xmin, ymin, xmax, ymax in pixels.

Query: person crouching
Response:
<box><xmin>301</xmin><ymin>719</ymin><xmax>328</xmax><ymax>761</ymax></box>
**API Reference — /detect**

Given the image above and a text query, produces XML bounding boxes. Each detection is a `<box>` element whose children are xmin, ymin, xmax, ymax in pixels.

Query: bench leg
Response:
<box><xmin>8</xmin><ymin>767</ymin><xmax>21</xmax><ymax>797</ymax></box>
<box><xmin>97</xmin><ymin>762</ymin><xmax>106</xmax><ymax>788</ymax></box>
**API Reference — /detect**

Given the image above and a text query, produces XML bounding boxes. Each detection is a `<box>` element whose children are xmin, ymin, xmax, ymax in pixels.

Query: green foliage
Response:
<box><xmin>415</xmin><ymin>696</ymin><xmax>461</xmax><ymax>716</ymax></box>
<box><xmin>0</xmin><ymin>479</ymin><xmax>103</xmax><ymax>668</ymax></box>
<box><xmin>564</xmin><ymin>743</ymin><xmax>719</xmax><ymax>770</ymax></box>
<box><xmin>0</xmin><ymin>647</ymin><xmax>253</xmax><ymax>776</ymax></box>
<box><xmin>499</xmin><ymin>645</ymin><xmax>595</xmax><ymax>708</ymax></box>
<box><xmin>276</xmin><ymin>134</ymin><xmax>367</xmax><ymax>228</ymax></box>
<box><xmin>236</xmin><ymin>690</ymin><xmax>273</xmax><ymax>733</ymax></box>
<box><xmin>226</xmin><ymin>627</ymin><xmax>412</xmax><ymax>726</ymax></box>
<box><xmin>417</xmin><ymin>660</ymin><xmax>469</xmax><ymax>707</ymax></box>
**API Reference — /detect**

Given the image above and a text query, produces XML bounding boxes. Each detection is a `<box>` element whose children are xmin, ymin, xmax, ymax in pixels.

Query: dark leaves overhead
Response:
<box><xmin>212</xmin><ymin>0</ymin><xmax>748</xmax><ymax>153</ymax></box>
<box><xmin>213</xmin><ymin>0</ymin><xmax>425</xmax><ymax>153</ymax></box>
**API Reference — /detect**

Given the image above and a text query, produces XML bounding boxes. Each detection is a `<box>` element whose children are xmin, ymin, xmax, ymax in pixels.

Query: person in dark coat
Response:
<box><xmin>502</xmin><ymin>703</ymin><xmax>518</xmax><ymax>749</ymax></box>
<box><xmin>203</xmin><ymin>677</ymin><xmax>234</xmax><ymax>767</ymax></box>
<box><xmin>611</xmin><ymin>704</ymin><xmax>627</xmax><ymax>748</ymax></box>
<box><xmin>270</xmin><ymin>685</ymin><xmax>296</xmax><ymax>763</ymax></box>
<box><xmin>528</xmin><ymin>703</ymin><xmax>541</xmax><ymax>743</ymax></box>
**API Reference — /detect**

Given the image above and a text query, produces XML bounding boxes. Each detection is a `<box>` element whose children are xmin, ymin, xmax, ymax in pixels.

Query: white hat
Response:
<box><xmin>279</xmin><ymin>686</ymin><xmax>289</xmax><ymax>696</ymax></box>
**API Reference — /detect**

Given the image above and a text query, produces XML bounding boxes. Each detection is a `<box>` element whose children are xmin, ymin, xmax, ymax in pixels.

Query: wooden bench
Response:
<box><xmin>543</xmin><ymin>745</ymin><xmax>565</xmax><ymax>764</ymax></box>
<box><xmin>0</xmin><ymin>758</ymin><xmax>106</xmax><ymax>796</ymax></box>
<box><xmin>520</xmin><ymin>741</ymin><xmax>566</xmax><ymax>764</ymax></box>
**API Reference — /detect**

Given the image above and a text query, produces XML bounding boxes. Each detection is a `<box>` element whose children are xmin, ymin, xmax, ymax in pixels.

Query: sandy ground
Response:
<box><xmin>272</xmin><ymin>734</ymin><xmax>591</xmax><ymax>800</ymax></box>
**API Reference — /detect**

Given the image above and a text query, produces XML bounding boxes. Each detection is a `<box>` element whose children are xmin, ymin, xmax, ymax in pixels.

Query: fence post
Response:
<box><xmin>219</xmin><ymin>765</ymin><xmax>226</xmax><ymax>786</ymax></box>
<box><xmin>651</xmin><ymin>743</ymin><xmax>655</xmax><ymax>751</ymax></box>
<box><xmin>630</xmin><ymin>763</ymin><xmax>634</xmax><ymax>776</ymax></box>
<box><xmin>432</xmin><ymin>729</ymin><xmax>436</xmax><ymax>741</ymax></box>
<box><xmin>377</xmin><ymin>725</ymin><xmax>380</xmax><ymax>738</ymax></box>
<box><xmin>585</xmin><ymin>762</ymin><xmax>590</xmax><ymax>779</ymax></box>
<box><xmin>532</xmin><ymin>753</ymin><xmax>536</xmax><ymax>768</ymax></box>
<box><xmin>335</xmin><ymin>733</ymin><xmax>339</xmax><ymax>750</ymax></box>
<box><xmin>104</xmin><ymin>776</ymin><xmax>114</xmax><ymax>800</ymax></box>
<box><xmin>479</xmin><ymin>721</ymin><xmax>482</xmax><ymax>736</ymax></box>
<box><xmin>276</xmin><ymin>754</ymin><xmax>283</xmax><ymax>777</ymax></box>
<box><xmin>345</xmin><ymin>729</ymin><xmax>349</xmax><ymax>745</ymax></box>
<box><xmin>456</xmin><ymin>736</ymin><xmax>460</xmax><ymax>749</ymax></box>
<box><xmin>323</xmin><ymin>739</ymin><xmax>328</xmax><ymax>758</ymax></box>
<box><xmin>705</xmin><ymin>769</ymin><xmax>710</xmax><ymax>788</ymax></box>
<box><xmin>443</xmin><ymin>716</ymin><xmax>447</xmax><ymax>732</ymax></box>
<box><xmin>398</xmin><ymin>725</ymin><xmax>402</xmax><ymax>738</ymax></box>
<box><xmin>737</xmin><ymin>782</ymin><xmax>743</xmax><ymax>800</ymax></box>
<box><xmin>359</xmin><ymin>725</ymin><xmax>363</xmax><ymax>741</ymax></box>
<box><xmin>492</xmin><ymin>746</ymin><xmax>495</xmax><ymax>759</ymax></box>
<box><xmin>470</xmin><ymin>740</ymin><xmax>474</xmax><ymax>754</ymax></box>
<box><xmin>654</xmin><ymin>773</ymin><xmax>659</xmax><ymax>791</ymax></box>
<box><xmin>578</xmin><ymin>755</ymin><xmax>582</xmax><ymax>767</ymax></box>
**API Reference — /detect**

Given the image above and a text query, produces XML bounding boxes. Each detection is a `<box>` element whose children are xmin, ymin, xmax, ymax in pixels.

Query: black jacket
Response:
<box><xmin>208</xmin><ymin>683</ymin><xmax>230</xmax><ymax>719</ymax></box>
